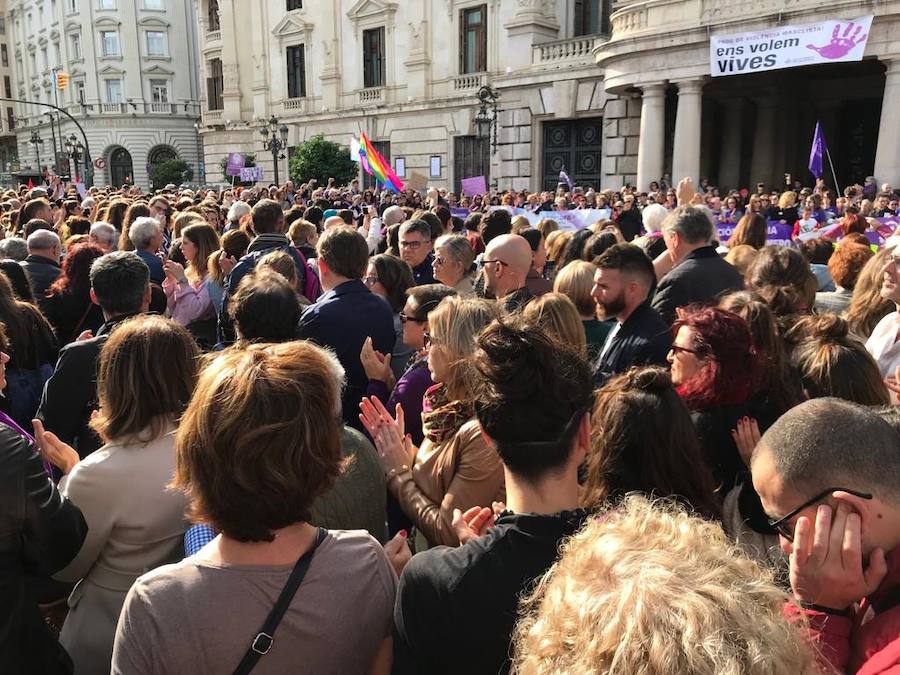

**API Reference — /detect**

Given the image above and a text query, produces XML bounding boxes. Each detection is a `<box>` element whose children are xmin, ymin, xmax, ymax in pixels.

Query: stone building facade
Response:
<box><xmin>196</xmin><ymin>0</ymin><xmax>624</xmax><ymax>192</ymax></box>
<box><xmin>8</xmin><ymin>0</ymin><xmax>203</xmax><ymax>188</ymax></box>
<box><xmin>599</xmin><ymin>0</ymin><xmax>900</xmax><ymax>190</ymax></box>
<box><xmin>197</xmin><ymin>0</ymin><xmax>900</xmax><ymax>193</ymax></box>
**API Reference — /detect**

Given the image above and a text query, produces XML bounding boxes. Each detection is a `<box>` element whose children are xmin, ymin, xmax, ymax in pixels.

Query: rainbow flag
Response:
<box><xmin>358</xmin><ymin>133</ymin><xmax>404</xmax><ymax>193</ymax></box>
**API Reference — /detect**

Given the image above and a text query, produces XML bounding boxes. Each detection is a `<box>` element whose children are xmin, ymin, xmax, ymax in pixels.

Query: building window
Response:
<box><xmin>70</xmin><ymin>33</ymin><xmax>81</xmax><ymax>58</ymax></box>
<box><xmin>0</xmin><ymin>17</ymin><xmax>6</xmax><ymax>34</ymax></box>
<box><xmin>286</xmin><ymin>0</ymin><xmax>301</xmax><ymax>9</ymax></box>
<box><xmin>144</xmin><ymin>0</ymin><xmax>163</xmax><ymax>8</ymax></box>
<box><xmin>98</xmin><ymin>0</ymin><xmax>114</xmax><ymax>8</ymax></box>
<box><xmin>53</xmin><ymin>41</ymin><xmax>61</xmax><ymax>66</ymax></box>
<box><xmin>362</xmin><ymin>27</ymin><xmax>385</xmax><ymax>88</ymax></box>
<box><xmin>6</xmin><ymin>108</ymin><xmax>14</xmax><ymax>131</ymax></box>
<box><xmin>150</xmin><ymin>78</ymin><xmax>168</xmax><ymax>102</ymax></box>
<box><xmin>41</xmin><ymin>47</ymin><xmax>48</xmax><ymax>71</ymax></box>
<box><xmin>29</xmin><ymin>52</ymin><xmax>36</xmax><ymax>73</ymax></box>
<box><xmin>146</xmin><ymin>30</ymin><xmax>167</xmax><ymax>56</ymax></box>
<box><xmin>573</xmin><ymin>0</ymin><xmax>611</xmax><ymax>35</ymax></box>
<box><xmin>207</xmin><ymin>0</ymin><xmax>220</xmax><ymax>31</ymax></box>
<box><xmin>105</xmin><ymin>78</ymin><xmax>122</xmax><ymax>103</ymax></box>
<box><xmin>74</xmin><ymin>79</ymin><xmax>85</xmax><ymax>103</ymax></box>
<box><xmin>206</xmin><ymin>57</ymin><xmax>223</xmax><ymax>110</ymax></box>
<box><xmin>285</xmin><ymin>44</ymin><xmax>305</xmax><ymax>98</ymax></box>
<box><xmin>101</xmin><ymin>30</ymin><xmax>120</xmax><ymax>56</ymax></box>
<box><xmin>4</xmin><ymin>77</ymin><xmax>11</xmax><ymax>99</ymax></box>
<box><xmin>67</xmin><ymin>0</ymin><xmax>77</xmax><ymax>12</ymax></box>
<box><xmin>460</xmin><ymin>5</ymin><xmax>486</xmax><ymax>74</ymax></box>
<box><xmin>0</xmin><ymin>45</ymin><xmax>7</xmax><ymax>67</ymax></box>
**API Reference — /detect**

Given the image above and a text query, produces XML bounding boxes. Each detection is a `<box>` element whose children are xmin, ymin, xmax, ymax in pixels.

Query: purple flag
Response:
<box><xmin>559</xmin><ymin>167</ymin><xmax>573</xmax><ymax>191</ymax></box>
<box><xmin>808</xmin><ymin>122</ymin><xmax>826</xmax><ymax>179</ymax></box>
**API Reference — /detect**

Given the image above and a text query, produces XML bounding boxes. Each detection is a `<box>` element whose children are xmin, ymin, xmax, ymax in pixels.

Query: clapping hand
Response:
<box><xmin>732</xmin><ymin>417</ymin><xmax>761</xmax><ymax>466</ymax></box>
<box><xmin>452</xmin><ymin>501</ymin><xmax>506</xmax><ymax>545</ymax></box>
<box><xmin>359</xmin><ymin>397</ymin><xmax>414</xmax><ymax>473</ymax></box>
<box><xmin>32</xmin><ymin>419</ymin><xmax>79</xmax><ymax>475</ymax></box>
<box><xmin>360</xmin><ymin>337</ymin><xmax>394</xmax><ymax>386</ymax></box>
<box><xmin>163</xmin><ymin>259</ymin><xmax>186</xmax><ymax>283</ymax></box>
<box><xmin>789</xmin><ymin>502</ymin><xmax>887</xmax><ymax>611</ymax></box>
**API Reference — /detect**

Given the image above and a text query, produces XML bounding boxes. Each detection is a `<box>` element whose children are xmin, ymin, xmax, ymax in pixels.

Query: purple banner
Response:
<box><xmin>225</xmin><ymin>153</ymin><xmax>245</xmax><ymax>177</ymax></box>
<box><xmin>718</xmin><ymin>217</ymin><xmax>900</xmax><ymax>248</ymax></box>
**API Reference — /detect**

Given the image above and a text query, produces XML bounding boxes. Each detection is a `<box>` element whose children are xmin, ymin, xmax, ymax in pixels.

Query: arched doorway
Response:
<box><xmin>148</xmin><ymin>145</ymin><xmax>179</xmax><ymax>189</ymax></box>
<box><xmin>109</xmin><ymin>147</ymin><xmax>133</xmax><ymax>187</ymax></box>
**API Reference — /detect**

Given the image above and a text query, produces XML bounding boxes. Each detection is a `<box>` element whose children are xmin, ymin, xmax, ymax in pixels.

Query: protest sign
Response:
<box><xmin>225</xmin><ymin>153</ymin><xmax>246</xmax><ymax>177</ymax></box>
<box><xmin>460</xmin><ymin>176</ymin><xmax>488</xmax><ymax>195</ymax></box>
<box><xmin>239</xmin><ymin>166</ymin><xmax>264</xmax><ymax>182</ymax></box>
<box><xmin>710</xmin><ymin>16</ymin><xmax>872</xmax><ymax>77</ymax></box>
<box><xmin>407</xmin><ymin>171</ymin><xmax>429</xmax><ymax>191</ymax></box>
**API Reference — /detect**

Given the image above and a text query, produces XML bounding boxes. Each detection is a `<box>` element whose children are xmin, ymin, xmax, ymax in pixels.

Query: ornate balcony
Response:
<box><xmin>452</xmin><ymin>73</ymin><xmax>486</xmax><ymax>91</ymax></box>
<box><xmin>359</xmin><ymin>87</ymin><xmax>384</xmax><ymax>104</ymax></box>
<box><xmin>532</xmin><ymin>35</ymin><xmax>603</xmax><ymax>67</ymax></box>
<box><xmin>282</xmin><ymin>98</ymin><xmax>307</xmax><ymax>113</ymax></box>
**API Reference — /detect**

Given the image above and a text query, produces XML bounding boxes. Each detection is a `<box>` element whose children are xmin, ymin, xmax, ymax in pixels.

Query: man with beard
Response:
<box><xmin>591</xmin><ymin>243</ymin><xmax>672</xmax><ymax>384</ymax></box>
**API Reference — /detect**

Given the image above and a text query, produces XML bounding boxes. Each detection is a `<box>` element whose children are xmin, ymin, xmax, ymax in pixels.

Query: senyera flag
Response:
<box><xmin>359</xmin><ymin>133</ymin><xmax>404</xmax><ymax>193</ymax></box>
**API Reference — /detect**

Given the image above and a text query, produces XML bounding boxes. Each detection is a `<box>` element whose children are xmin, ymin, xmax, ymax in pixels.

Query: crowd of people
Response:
<box><xmin>1</xmin><ymin>170</ymin><xmax>899</xmax><ymax>675</ymax></box>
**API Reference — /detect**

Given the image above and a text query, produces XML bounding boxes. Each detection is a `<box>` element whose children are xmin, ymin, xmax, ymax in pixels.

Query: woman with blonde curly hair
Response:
<box><xmin>512</xmin><ymin>496</ymin><xmax>817</xmax><ymax>675</ymax></box>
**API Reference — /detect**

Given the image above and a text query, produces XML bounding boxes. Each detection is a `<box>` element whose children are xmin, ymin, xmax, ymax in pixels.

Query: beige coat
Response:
<box><xmin>55</xmin><ymin>427</ymin><xmax>188</xmax><ymax>675</ymax></box>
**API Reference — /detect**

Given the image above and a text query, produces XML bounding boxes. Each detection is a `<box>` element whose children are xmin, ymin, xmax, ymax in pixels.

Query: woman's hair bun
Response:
<box><xmin>624</xmin><ymin>366</ymin><xmax>672</xmax><ymax>394</ymax></box>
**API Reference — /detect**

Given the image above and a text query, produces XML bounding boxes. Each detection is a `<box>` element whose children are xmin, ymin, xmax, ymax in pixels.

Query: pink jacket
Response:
<box><xmin>162</xmin><ymin>276</ymin><xmax>213</xmax><ymax>326</ymax></box>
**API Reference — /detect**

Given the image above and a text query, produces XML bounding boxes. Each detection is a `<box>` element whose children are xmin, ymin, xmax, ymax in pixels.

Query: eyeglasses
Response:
<box><xmin>767</xmin><ymin>487</ymin><xmax>873</xmax><ymax>541</ymax></box>
<box><xmin>433</xmin><ymin>256</ymin><xmax>447</xmax><ymax>266</ymax></box>
<box><xmin>423</xmin><ymin>331</ymin><xmax>440</xmax><ymax>349</ymax></box>
<box><xmin>669</xmin><ymin>344</ymin><xmax>701</xmax><ymax>356</ymax></box>
<box><xmin>400</xmin><ymin>239</ymin><xmax>429</xmax><ymax>250</ymax></box>
<box><xmin>363</xmin><ymin>274</ymin><xmax>379</xmax><ymax>287</ymax></box>
<box><xmin>483</xmin><ymin>259</ymin><xmax>509</xmax><ymax>269</ymax></box>
<box><xmin>399</xmin><ymin>312</ymin><xmax>426</xmax><ymax>324</ymax></box>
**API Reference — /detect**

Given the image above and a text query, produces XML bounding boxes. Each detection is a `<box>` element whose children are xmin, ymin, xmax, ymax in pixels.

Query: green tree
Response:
<box><xmin>219</xmin><ymin>153</ymin><xmax>257</xmax><ymax>185</ymax></box>
<box><xmin>150</xmin><ymin>158</ymin><xmax>193</xmax><ymax>189</ymax></box>
<box><xmin>289</xmin><ymin>135</ymin><xmax>356</xmax><ymax>186</ymax></box>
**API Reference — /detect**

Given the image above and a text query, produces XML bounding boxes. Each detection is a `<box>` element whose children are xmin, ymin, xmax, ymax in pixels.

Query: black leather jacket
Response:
<box><xmin>0</xmin><ymin>422</ymin><xmax>87</xmax><ymax>674</ymax></box>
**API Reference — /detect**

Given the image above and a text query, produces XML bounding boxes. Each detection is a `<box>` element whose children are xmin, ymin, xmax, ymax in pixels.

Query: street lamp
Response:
<box><xmin>64</xmin><ymin>133</ymin><xmax>84</xmax><ymax>182</ymax></box>
<box><xmin>260</xmin><ymin>115</ymin><xmax>289</xmax><ymax>184</ymax></box>
<box><xmin>474</xmin><ymin>85</ymin><xmax>500</xmax><ymax>154</ymax></box>
<box><xmin>29</xmin><ymin>129</ymin><xmax>44</xmax><ymax>172</ymax></box>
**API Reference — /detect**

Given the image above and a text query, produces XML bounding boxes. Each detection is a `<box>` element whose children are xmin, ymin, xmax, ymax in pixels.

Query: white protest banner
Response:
<box><xmin>710</xmin><ymin>16</ymin><xmax>873</xmax><ymax>78</ymax></box>
<box><xmin>239</xmin><ymin>166</ymin><xmax>264</xmax><ymax>182</ymax></box>
<box><xmin>490</xmin><ymin>207</ymin><xmax>613</xmax><ymax>230</ymax></box>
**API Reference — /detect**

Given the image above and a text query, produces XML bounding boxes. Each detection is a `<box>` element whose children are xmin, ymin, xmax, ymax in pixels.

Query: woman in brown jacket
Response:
<box><xmin>360</xmin><ymin>297</ymin><xmax>504</xmax><ymax>547</ymax></box>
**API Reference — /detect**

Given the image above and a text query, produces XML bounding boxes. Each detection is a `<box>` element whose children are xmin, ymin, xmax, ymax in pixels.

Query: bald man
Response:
<box><xmin>483</xmin><ymin>233</ymin><xmax>534</xmax><ymax>312</ymax></box>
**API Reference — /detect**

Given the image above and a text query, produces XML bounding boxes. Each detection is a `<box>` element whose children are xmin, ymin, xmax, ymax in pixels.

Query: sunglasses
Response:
<box><xmin>669</xmin><ymin>344</ymin><xmax>702</xmax><ymax>356</ymax></box>
<box><xmin>363</xmin><ymin>274</ymin><xmax>379</xmax><ymax>287</ymax></box>
<box><xmin>423</xmin><ymin>331</ymin><xmax>440</xmax><ymax>349</ymax></box>
<box><xmin>399</xmin><ymin>312</ymin><xmax>426</xmax><ymax>324</ymax></box>
<box><xmin>767</xmin><ymin>487</ymin><xmax>873</xmax><ymax>541</ymax></box>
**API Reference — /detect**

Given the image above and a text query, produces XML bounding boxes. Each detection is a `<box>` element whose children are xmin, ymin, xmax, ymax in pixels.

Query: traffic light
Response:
<box><xmin>55</xmin><ymin>72</ymin><xmax>69</xmax><ymax>90</ymax></box>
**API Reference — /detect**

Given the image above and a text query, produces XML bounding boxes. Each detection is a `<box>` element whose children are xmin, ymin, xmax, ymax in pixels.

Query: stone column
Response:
<box><xmin>636</xmin><ymin>83</ymin><xmax>665</xmax><ymax>191</ymax></box>
<box><xmin>717</xmin><ymin>98</ymin><xmax>743</xmax><ymax>190</ymax></box>
<box><xmin>874</xmin><ymin>59</ymin><xmax>900</xmax><ymax>188</ymax></box>
<box><xmin>750</xmin><ymin>97</ymin><xmax>777</xmax><ymax>189</ymax></box>
<box><xmin>671</xmin><ymin>79</ymin><xmax>704</xmax><ymax>184</ymax></box>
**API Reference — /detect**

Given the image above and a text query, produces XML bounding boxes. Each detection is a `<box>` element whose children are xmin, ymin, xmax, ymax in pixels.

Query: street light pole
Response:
<box><xmin>260</xmin><ymin>115</ymin><xmax>289</xmax><ymax>185</ymax></box>
<box><xmin>64</xmin><ymin>133</ymin><xmax>83</xmax><ymax>182</ymax></box>
<box><xmin>29</xmin><ymin>129</ymin><xmax>43</xmax><ymax>173</ymax></box>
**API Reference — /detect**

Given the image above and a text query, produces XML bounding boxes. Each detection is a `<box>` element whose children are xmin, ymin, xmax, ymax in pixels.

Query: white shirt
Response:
<box><xmin>865</xmin><ymin>310</ymin><xmax>900</xmax><ymax>378</ymax></box>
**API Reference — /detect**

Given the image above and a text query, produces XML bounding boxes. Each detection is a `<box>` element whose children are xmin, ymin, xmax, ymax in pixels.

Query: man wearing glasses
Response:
<box><xmin>398</xmin><ymin>220</ymin><xmax>435</xmax><ymax>285</ymax></box>
<box><xmin>750</xmin><ymin>398</ymin><xmax>900</xmax><ymax>674</ymax></box>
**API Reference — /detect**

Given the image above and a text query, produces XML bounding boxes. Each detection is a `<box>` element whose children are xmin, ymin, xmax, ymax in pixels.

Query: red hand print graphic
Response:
<box><xmin>807</xmin><ymin>22</ymin><xmax>867</xmax><ymax>60</ymax></box>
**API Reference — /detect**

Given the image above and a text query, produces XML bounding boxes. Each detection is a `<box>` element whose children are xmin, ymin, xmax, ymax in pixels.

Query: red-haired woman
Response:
<box><xmin>667</xmin><ymin>306</ymin><xmax>759</xmax><ymax>494</ymax></box>
<box><xmin>41</xmin><ymin>242</ymin><xmax>106</xmax><ymax>345</ymax></box>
